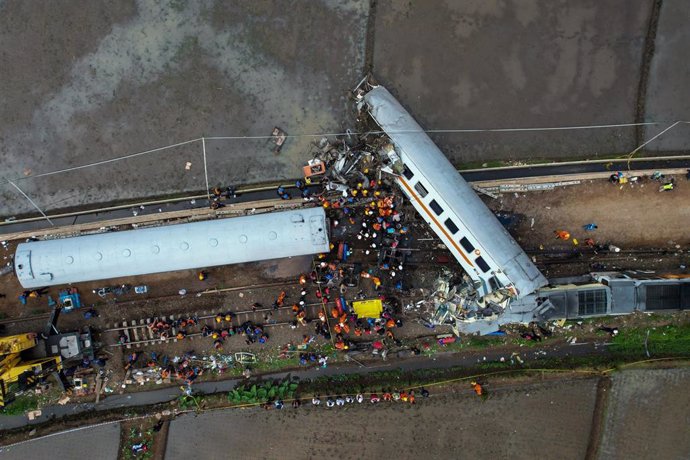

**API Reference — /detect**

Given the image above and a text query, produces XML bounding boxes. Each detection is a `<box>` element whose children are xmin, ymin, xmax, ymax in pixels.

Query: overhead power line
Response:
<box><xmin>11</xmin><ymin>120</ymin><xmax>689</xmax><ymax>182</ymax></box>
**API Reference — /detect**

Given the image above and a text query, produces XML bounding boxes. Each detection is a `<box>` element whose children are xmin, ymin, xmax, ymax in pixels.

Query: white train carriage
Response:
<box><xmin>15</xmin><ymin>207</ymin><xmax>330</xmax><ymax>289</ymax></box>
<box><xmin>363</xmin><ymin>85</ymin><xmax>546</xmax><ymax>298</ymax></box>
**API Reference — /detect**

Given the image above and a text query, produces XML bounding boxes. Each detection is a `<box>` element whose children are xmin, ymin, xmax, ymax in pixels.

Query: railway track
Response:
<box><xmin>0</xmin><ymin>312</ymin><xmax>51</xmax><ymax>326</ymax></box>
<box><xmin>532</xmin><ymin>248</ymin><xmax>683</xmax><ymax>266</ymax></box>
<box><xmin>0</xmin><ymin>280</ymin><xmax>300</xmax><ymax>325</ymax></box>
<box><xmin>104</xmin><ymin>301</ymin><xmax>330</xmax><ymax>348</ymax></box>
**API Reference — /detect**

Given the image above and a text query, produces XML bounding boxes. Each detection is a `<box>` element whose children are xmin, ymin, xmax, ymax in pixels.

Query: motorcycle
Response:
<box><xmin>93</xmin><ymin>284</ymin><xmax>132</xmax><ymax>298</ymax></box>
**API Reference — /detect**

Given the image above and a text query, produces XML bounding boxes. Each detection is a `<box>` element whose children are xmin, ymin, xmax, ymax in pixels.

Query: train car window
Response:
<box><xmin>444</xmin><ymin>218</ymin><xmax>459</xmax><ymax>234</ymax></box>
<box><xmin>414</xmin><ymin>181</ymin><xmax>429</xmax><ymax>197</ymax></box>
<box><xmin>429</xmin><ymin>199</ymin><xmax>444</xmax><ymax>215</ymax></box>
<box><xmin>402</xmin><ymin>165</ymin><xmax>414</xmax><ymax>180</ymax></box>
<box><xmin>459</xmin><ymin>237</ymin><xmax>475</xmax><ymax>252</ymax></box>
<box><xmin>475</xmin><ymin>256</ymin><xmax>491</xmax><ymax>273</ymax></box>
<box><xmin>489</xmin><ymin>276</ymin><xmax>502</xmax><ymax>291</ymax></box>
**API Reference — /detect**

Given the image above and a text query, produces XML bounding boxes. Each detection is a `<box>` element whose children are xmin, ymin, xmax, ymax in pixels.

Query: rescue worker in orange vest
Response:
<box><xmin>318</xmin><ymin>311</ymin><xmax>327</xmax><ymax>323</ymax></box>
<box><xmin>471</xmin><ymin>381</ymin><xmax>483</xmax><ymax>396</ymax></box>
<box><xmin>339</xmin><ymin>314</ymin><xmax>349</xmax><ymax>329</ymax></box>
<box><xmin>372</xmin><ymin>276</ymin><xmax>382</xmax><ymax>290</ymax></box>
<box><xmin>554</xmin><ymin>230</ymin><xmax>570</xmax><ymax>241</ymax></box>
<box><xmin>296</xmin><ymin>311</ymin><xmax>307</xmax><ymax>326</ymax></box>
<box><xmin>277</xmin><ymin>291</ymin><xmax>286</xmax><ymax>307</ymax></box>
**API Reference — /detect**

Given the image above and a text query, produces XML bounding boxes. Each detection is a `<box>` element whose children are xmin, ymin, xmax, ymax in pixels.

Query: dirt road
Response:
<box><xmin>490</xmin><ymin>177</ymin><xmax>690</xmax><ymax>249</ymax></box>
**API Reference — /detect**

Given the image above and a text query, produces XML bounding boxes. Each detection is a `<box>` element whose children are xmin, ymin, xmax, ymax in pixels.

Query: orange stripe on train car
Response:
<box><xmin>397</xmin><ymin>177</ymin><xmax>474</xmax><ymax>268</ymax></box>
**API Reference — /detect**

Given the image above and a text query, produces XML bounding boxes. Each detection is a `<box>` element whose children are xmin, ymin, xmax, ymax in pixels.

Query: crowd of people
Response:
<box><xmin>265</xmin><ymin>387</ymin><xmax>431</xmax><ymax>411</ymax></box>
<box><xmin>203</xmin><ymin>318</ymin><xmax>268</xmax><ymax>350</ymax></box>
<box><xmin>210</xmin><ymin>185</ymin><xmax>239</xmax><ymax>209</ymax></box>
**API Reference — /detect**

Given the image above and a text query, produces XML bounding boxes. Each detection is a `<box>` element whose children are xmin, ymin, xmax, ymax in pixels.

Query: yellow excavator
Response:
<box><xmin>0</xmin><ymin>306</ymin><xmax>93</xmax><ymax>408</ymax></box>
<box><xmin>0</xmin><ymin>333</ymin><xmax>62</xmax><ymax>408</ymax></box>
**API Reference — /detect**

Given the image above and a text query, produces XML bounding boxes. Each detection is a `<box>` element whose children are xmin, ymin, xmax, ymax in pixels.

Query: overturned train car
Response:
<box><xmin>15</xmin><ymin>207</ymin><xmax>330</xmax><ymax>289</ymax></box>
<box><xmin>361</xmin><ymin>85</ymin><xmax>547</xmax><ymax>299</ymax></box>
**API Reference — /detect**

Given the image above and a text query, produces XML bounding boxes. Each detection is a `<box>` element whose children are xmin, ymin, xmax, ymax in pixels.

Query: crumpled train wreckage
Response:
<box><xmin>299</xmin><ymin>77</ymin><xmax>546</xmax><ymax>336</ymax></box>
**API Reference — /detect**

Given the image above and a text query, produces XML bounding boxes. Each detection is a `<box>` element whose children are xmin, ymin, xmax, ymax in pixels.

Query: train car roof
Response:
<box><xmin>364</xmin><ymin>86</ymin><xmax>546</xmax><ymax>297</ymax></box>
<box><xmin>15</xmin><ymin>207</ymin><xmax>329</xmax><ymax>289</ymax></box>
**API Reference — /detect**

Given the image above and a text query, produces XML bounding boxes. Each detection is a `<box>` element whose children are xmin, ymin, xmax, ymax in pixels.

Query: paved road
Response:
<box><xmin>0</xmin><ymin>340</ymin><xmax>612</xmax><ymax>431</ymax></box>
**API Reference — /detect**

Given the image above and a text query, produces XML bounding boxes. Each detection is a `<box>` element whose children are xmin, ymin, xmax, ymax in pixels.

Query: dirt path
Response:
<box><xmin>585</xmin><ymin>376</ymin><xmax>612</xmax><ymax>460</ymax></box>
<box><xmin>489</xmin><ymin>177</ymin><xmax>690</xmax><ymax>250</ymax></box>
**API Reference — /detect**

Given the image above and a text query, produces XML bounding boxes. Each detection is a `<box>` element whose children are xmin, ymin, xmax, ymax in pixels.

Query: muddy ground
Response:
<box><xmin>3</xmin><ymin>367</ymin><xmax>688</xmax><ymax>459</ymax></box>
<box><xmin>373</xmin><ymin>0</ymin><xmax>654</xmax><ymax>162</ymax></box>
<box><xmin>0</xmin><ymin>421</ymin><xmax>121</xmax><ymax>459</ymax></box>
<box><xmin>0</xmin><ymin>0</ymin><xmax>369</xmax><ymax>217</ymax></box>
<box><xmin>488</xmin><ymin>177</ymin><xmax>690</xmax><ymax>251</ymax></box>
<box><xmin>485</xmin><ymin>176</ymin><xmax>690</xmax><ymax>278</ymax></box>
<box><xmin>599</xmin><ymin>368</ymin><xmax>690</xmax><ymax>459</ymax></box>
<box><xmin>165</xmin><ymin>377</ymin><xmax>599</xmax><ymax>460</ymax></box>
<box><xmin>2</xmin><ymin>1</ymin><xmax>690</xmax><ymax>218</ymax></box>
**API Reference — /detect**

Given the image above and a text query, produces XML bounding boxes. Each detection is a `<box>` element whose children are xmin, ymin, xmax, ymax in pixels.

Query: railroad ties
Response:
<box><xmin>107</xmin><ymin>302</ymin><xmax>326</xmax><ymax>348</ymax></box>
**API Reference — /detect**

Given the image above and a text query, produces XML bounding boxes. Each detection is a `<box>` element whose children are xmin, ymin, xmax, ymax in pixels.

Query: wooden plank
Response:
<box><xmin>123</xmin><ymin>321</ymin><xmax>132</xmax><ymax>349</ymax></box>
<box><xmin>131</xmin><ymin>319</ymin><xmax>140</xmax><ymax>345</ymax></box>
<box><xmin>146</xmin><ymin>318</ymin><xmax>154</xmax><ymax>341</ymax></box>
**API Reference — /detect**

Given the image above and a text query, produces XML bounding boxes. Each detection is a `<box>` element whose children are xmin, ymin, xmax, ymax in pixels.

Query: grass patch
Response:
<box><xmin>120</xmin><ymin>420</ymin><xmax>158</xmax><ymax>460</ymax></box>
<box><xmin>610</xmin><ymin>323</ymin><xmax>690</xmax><ymax>356</ymax></box>
<box><xmin>0</xmin><ymin>393</ymin><xmax>38</xmax><ymax>416</ymax></box>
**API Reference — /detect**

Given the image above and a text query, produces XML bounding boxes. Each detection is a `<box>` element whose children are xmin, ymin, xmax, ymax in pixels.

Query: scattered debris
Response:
<box><xmin>271</xmin><ymin>127</ymin><xmax>287</xmax><ymax>154</ymax></box>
